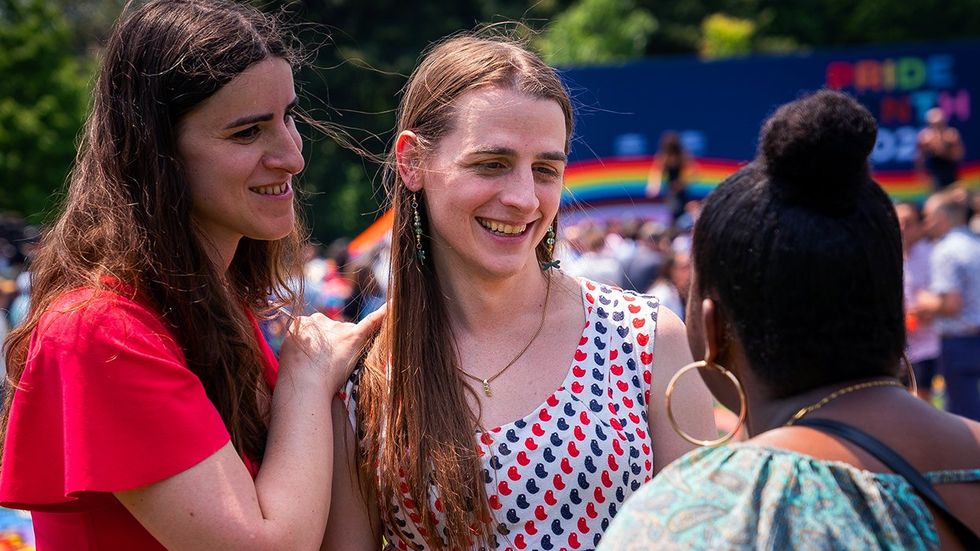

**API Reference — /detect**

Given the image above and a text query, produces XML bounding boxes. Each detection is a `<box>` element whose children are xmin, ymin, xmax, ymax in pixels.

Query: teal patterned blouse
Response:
<box><xmin>598</xmin><ymin>444</ymin><xmax>980</xmax><ymax>551</ymax></box>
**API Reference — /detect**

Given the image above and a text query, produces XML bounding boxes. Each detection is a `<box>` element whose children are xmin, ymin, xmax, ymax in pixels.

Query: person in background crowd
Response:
<box><xmin>601</xmin><ymin>90</ymin><xmax>980</xmax><ymax>549</ymax></box>
<box><xmin>604</xmin><ymin>218</ymin><xmax>639</xmax><ymax>273</ymax></box>
<box><xmin>646</xmin><ymin>131</ymin><xmax>694</xmax><ymax>221</ymax></box>
<box><xmin>896</xmin><ymin>202</ymin><xmax>941</xmax><ymax>401</ymax></box>
<box><xmin>917</xmin><ymin>107</ymin><xmax>964</xmax><ymax>191</ymax></box>
<box><xmin>674</xmin><ymin>199</ymin><xmax>702</xmax><ymax>236</ymax></box>
<box><xmin>620</xmin><ymin>221</ymin><xmax>666</xmax><ymax>293</ymax></box>
<box><xmin>969</xmin><ymin>189</ymin><xmax>980</xmax><ymax>235</ymax></box>
<box><xmin>646</xmin><ymin>251</ymin><xmax>690</xmax><ymax>322</ymax></box>
<box><xmin>7</xmin><ymin>273</ymin><xmax>29</xmax><ymax>330</ymax></box>
<box><xmin>343</xmin><ymin>253</ymin><xmax>386</xmax><ymax>322</ymax></box>
<box><xmin>0</xmin><ymin>1</ymin><xmax>382</xmax><ymax>548</ymax></box>
<box><xmin>563</xmin><ymin>222</ymin><xmax>625</xmax><ymax>287</ymax></box>
<box><xmin>0</xmin><ymin>303</ymin><xmax>7</xmax><ymax>378</ymax></box>
<box><xmin>322</xmin><ymin>32</ymin><xmax>714</xmax><ymax>551</ymax></box>
<box><xmin>916</xmin><ymin>188</ymin><xmax>980</xmax><ymax>421</ymax></box>
<box><xmin>319</xmin><ymin>238</ymin><xmax>356</xmax><ymax>320</ymax></box>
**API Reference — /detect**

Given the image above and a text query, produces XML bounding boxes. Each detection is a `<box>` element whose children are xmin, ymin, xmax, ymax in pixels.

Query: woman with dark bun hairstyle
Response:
<box><xmin>600</xmin><ymin>90</ymin><xmax>980</xmax><ymax>549</ymax></box>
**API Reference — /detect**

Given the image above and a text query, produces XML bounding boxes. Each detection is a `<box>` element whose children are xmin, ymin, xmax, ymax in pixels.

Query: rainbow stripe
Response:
<box><xmin>561</xmin><ymin>157</ymin><xmax>980</xmax><ymax>208</ymax></box>
<box><xmin>349</xmin><ymin>158</ymin><xmax>980</xmax><ymax>257</ymax></box>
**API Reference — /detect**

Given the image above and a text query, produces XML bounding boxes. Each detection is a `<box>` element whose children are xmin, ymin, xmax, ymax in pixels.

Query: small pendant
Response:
<box><xmin>482</xmin><ymin>379</ymin><xmax>492</xmax><ymax>397</ymax></box>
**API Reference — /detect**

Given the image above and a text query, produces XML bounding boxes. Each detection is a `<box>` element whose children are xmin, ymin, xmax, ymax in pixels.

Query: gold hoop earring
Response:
<box><xmin>901</xmin><ymin>353</ymin><xmax>918</xmax><ymax>396</ymax></box>
<box><xmin>665</xmin><ymin>360</ymin><xmax>747</xmax><ymax>447</ymax></box>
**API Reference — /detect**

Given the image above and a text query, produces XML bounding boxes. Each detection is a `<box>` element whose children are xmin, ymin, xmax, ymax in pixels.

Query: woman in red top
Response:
<box><xmin>0</xmin><ymin>1</ymin><xmax>381</xmax><ymax>549</ymax></box>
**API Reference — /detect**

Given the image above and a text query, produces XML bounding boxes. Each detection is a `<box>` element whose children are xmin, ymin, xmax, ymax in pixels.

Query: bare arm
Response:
<box><xmin>646</xmin><ymin>306</ymin><xmax>716</xmax><ymax>473</ymax></box>
<box><xmin>645</xmin><ymin>156</ymin><xmax>662</xmax><ymax>198</ymax></box>
<box><xmin>947</xmin><ymin>128</ymin><xmax>965</xmax><ymax>162</ymax></box>
<box><xmin>915</xmin><ymin>129</ymin><xmax>929</xmax><ymax>171</ymax></box>
<box><xmin>916</xmin><ymin>289</ymin><xmax>964</xmax><ymax>319</ymax></box>
<box><xmin>321</xmin><ymin>396</ymin><xmax>382</xmax><ymax>551</ymax></box>
<box><xmin>116</xmin><ymin>309</ymin><xmax>384</xmax><ymax>550</ymax></box>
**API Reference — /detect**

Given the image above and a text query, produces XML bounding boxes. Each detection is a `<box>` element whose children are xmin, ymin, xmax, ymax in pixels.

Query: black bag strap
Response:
<box><xmin>795</xmin><ymin>418</ymin><xmax>980</xmax><ymax>547</ymax></box>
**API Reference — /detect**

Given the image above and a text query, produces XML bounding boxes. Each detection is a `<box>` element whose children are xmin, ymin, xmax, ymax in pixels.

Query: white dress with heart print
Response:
<box><xmin>343</xmin><ymin>278</ymin><xmax>659</xmax><ymax>550</ymax></box>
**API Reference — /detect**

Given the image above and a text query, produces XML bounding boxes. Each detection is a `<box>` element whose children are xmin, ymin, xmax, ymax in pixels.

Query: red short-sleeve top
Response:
<box><xmin>0</xmin><ymin>287</ymin><xmax>278</xmax><ymax>550</ymax></box>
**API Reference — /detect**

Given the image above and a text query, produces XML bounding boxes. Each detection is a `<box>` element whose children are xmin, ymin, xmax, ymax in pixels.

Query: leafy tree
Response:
<box><xmin>700</xmin><ymin>13</ymin><xmax>755</xmax><ymax>58</ymax></box>
<box><xmin>637</xmin><ymin>0</ymin><xmax>980</xmax><ymax>56</ymax></box>
<box><xmin>535</xmin><ymin>0</ymin><xmax>657</xmax><ymax>66</ymax></box>
<box><xmin>756</xmin><ymin>0</ymin><xmax>980</xmax><ymax>47</ymax></box>
<box><xmin>0</xmin><ymin>0</ymin><xmax>91</xmax><ymax>222</ymax></box>
<box><xmin>57</xmin><ymin>0</ymin><xmax>128</xmax><ymax>53</ymax></box>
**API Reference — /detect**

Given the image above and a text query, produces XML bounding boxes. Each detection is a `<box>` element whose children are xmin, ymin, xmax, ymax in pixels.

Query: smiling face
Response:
<box><xmin>409</xmin><ymin>87</ymin><xmax>567</xmax><ymax>281</ymax></box>
<box><xmin>176</xmin><ymin>57</ymin><xmax>304</xmax><ymax>269</ymax></box>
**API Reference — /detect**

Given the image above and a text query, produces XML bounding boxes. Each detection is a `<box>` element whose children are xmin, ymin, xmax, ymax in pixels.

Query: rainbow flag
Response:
<box><xmin>348</xmin><ymin>158</ymin><xmax>980</xmax><ymax>256</ymax></box>
<box><xmin>561</xmin><ymin>156</ymin><xmax>980</xmax><ymax>208</ymax></box>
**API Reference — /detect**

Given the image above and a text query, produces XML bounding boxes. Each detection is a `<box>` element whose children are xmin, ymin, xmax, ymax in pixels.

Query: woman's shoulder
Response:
<box><xmin>2</xmin><ymin>286</ymin><xmax>229</xmax><ymax>510</ymax></box>
<box><xmin>576</xmin><ymin>277</ymin><xmax>661</xmax><ymax>318</ymax></box>
<box><xmin>643</xmin><ymin>442</ymin><xmax>947</xmax><ymax>502</ymax></box>
<box><xmin>600</xmin><ymin>444</ymin><xmax>941</xmax><ymax>550</ymax></box>
<box><xmin>37</xmin><ymin>285</ymin><xmax>170</xmax><ymax>347</ymax></box>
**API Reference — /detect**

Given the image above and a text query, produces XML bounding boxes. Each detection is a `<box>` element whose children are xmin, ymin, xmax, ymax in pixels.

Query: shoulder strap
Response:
<box><xmin>795</xmin><ymin>418</ymin><xmax>980</xmax><ymax>547</ymax></box>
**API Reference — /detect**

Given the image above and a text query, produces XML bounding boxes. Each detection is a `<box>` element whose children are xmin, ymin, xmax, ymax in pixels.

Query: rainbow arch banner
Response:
<box><xmin>560</xmin><ymin>156</ymin><xmax>980</xmax><ymax>210</ymax></box>
<box><xmin>559</xmin><ymin>40</ymin><xmax>980</xmax><ymax>219</ymax></box>
<box><xmin>348</xmin><ymin>158</ymin><xmax>980</xmax><ymax>256</ymax></box>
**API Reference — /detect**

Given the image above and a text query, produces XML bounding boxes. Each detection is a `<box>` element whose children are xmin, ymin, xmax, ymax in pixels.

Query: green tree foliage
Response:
<box><xmin>0</xmin><ymin>0</ymin><xmax>90</xmax><ymax>222</ymax></box>
<box><xmin>758</xmin><ymin>0</ymin><xmax>980</xmax><ymax>47</ymax></box>
<box><xmin>637</xmin><ymin>0</ymin><xmax>980</xmax><ymax>56</ymax></box>
<box><xmin>535</xmin><ymin>0</ymin><xmax>657</xmax><ymax>66</ymax></box>
<box><xmin>700</xmin><ymin>13</ymin><xmax>755</xmax><ymax>58</ymax></box>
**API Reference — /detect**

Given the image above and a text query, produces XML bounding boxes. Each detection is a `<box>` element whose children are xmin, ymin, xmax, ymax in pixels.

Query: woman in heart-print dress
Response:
<box><xmin>321</xmin><ymin>33</ymin><xmax>716</xmax><ymax>551</ymax></box>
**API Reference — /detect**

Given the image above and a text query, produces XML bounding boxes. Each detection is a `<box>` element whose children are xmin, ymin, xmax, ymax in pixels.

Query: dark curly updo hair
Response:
<box><xmin>691</xmin><ymin>90</ymin><xmax>905</xmax><ymax>397</ymax></box>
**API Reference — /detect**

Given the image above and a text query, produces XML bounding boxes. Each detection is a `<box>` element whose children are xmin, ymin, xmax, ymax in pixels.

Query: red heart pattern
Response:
<box><xmin>344</xmin><ymin>279</ymin><xmax>661</xmax><ymax>550</ymax></box>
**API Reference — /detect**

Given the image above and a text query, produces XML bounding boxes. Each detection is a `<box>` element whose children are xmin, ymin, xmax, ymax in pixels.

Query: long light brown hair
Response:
<box><xmin>2</xmin><ymin>0</ymin><xmax>304</xmax><ymax>464</ymax></box>
<box><xmin>356</xmin><ymin>34</ymin><xmax>573</xmax><ymax>549</ymax></box>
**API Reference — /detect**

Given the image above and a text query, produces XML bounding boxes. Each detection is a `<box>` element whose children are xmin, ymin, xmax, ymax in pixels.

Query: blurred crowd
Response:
<box><xmin>3</xmin><ymin>186</ymin><xmax>979</xmax><ymax>351</ymax></box>
<box><xmin>268</xmin><ymin>180</ymin><xmax>980</xmax><ymax>335</ymax></box>
<box><xmin>3</xmin><ymin>184</ymin><xmax>980</xmax><ymax>410</ymax></box>
<box><xmin>0</xmin><ymin>216</ymin><xmax>39</xmax><ymax>373</ymax></box>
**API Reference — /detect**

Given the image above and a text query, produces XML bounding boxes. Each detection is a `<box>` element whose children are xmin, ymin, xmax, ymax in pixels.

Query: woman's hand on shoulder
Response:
<box><xmin>278</xmin><ymin>306</ymin><xmax>386</xmax><ymax>393</ymax></box>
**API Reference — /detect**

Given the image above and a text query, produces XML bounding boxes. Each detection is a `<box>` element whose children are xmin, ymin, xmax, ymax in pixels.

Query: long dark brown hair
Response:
<box><xmin>357</xmin><ymin>34</ymin><xmax>573</xmax><ymax>550</ymax></box>
<box><xmin>2</xmin><ymin>0</ymin><xmax>304</xmax><ymax>464</ymax></box>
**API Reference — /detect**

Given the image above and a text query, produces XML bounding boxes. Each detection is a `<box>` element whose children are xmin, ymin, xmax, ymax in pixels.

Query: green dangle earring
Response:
<box><xmin>540</xmin><ymin>224</ymin><xmax>560</xmax><ymax>271</ymax></box>
<box><xmin>412</xmin><ymin>192</ymin><xmax>426</xmax><ymax>265</ymax></box>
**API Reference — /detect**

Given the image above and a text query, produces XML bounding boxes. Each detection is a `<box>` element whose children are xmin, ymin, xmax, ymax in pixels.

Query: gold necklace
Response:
<box><xmin>459</xmin><ymin>277</ymin><xmax>552</xmax><ymax>398</ymax></box>
<box><xmin>786</xmin><ymin>379</ymin><xmax>904</xmax><ymax>426</ymax></box>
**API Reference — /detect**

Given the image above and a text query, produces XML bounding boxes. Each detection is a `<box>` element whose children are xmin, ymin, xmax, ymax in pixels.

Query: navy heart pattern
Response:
<box><xmin>350</xmin><ymin>280</ymin><xmax>659</xmax><ymax>551</ymax></box>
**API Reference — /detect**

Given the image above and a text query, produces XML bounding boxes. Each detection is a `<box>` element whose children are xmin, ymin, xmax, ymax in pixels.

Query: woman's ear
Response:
<box><xmin>699</xmin><ymin>297</ymin><xmax>743</xmax><ymax>413</ymax></box>
<box><xmin>396</xmin><ymin>130</ymin><xmax>423</xmax><ymax>192</ymax></box>
<box><xmin>701</xmin><ymin>298</ymin><xmax>721</xmax><ymax>365</ymax></box>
